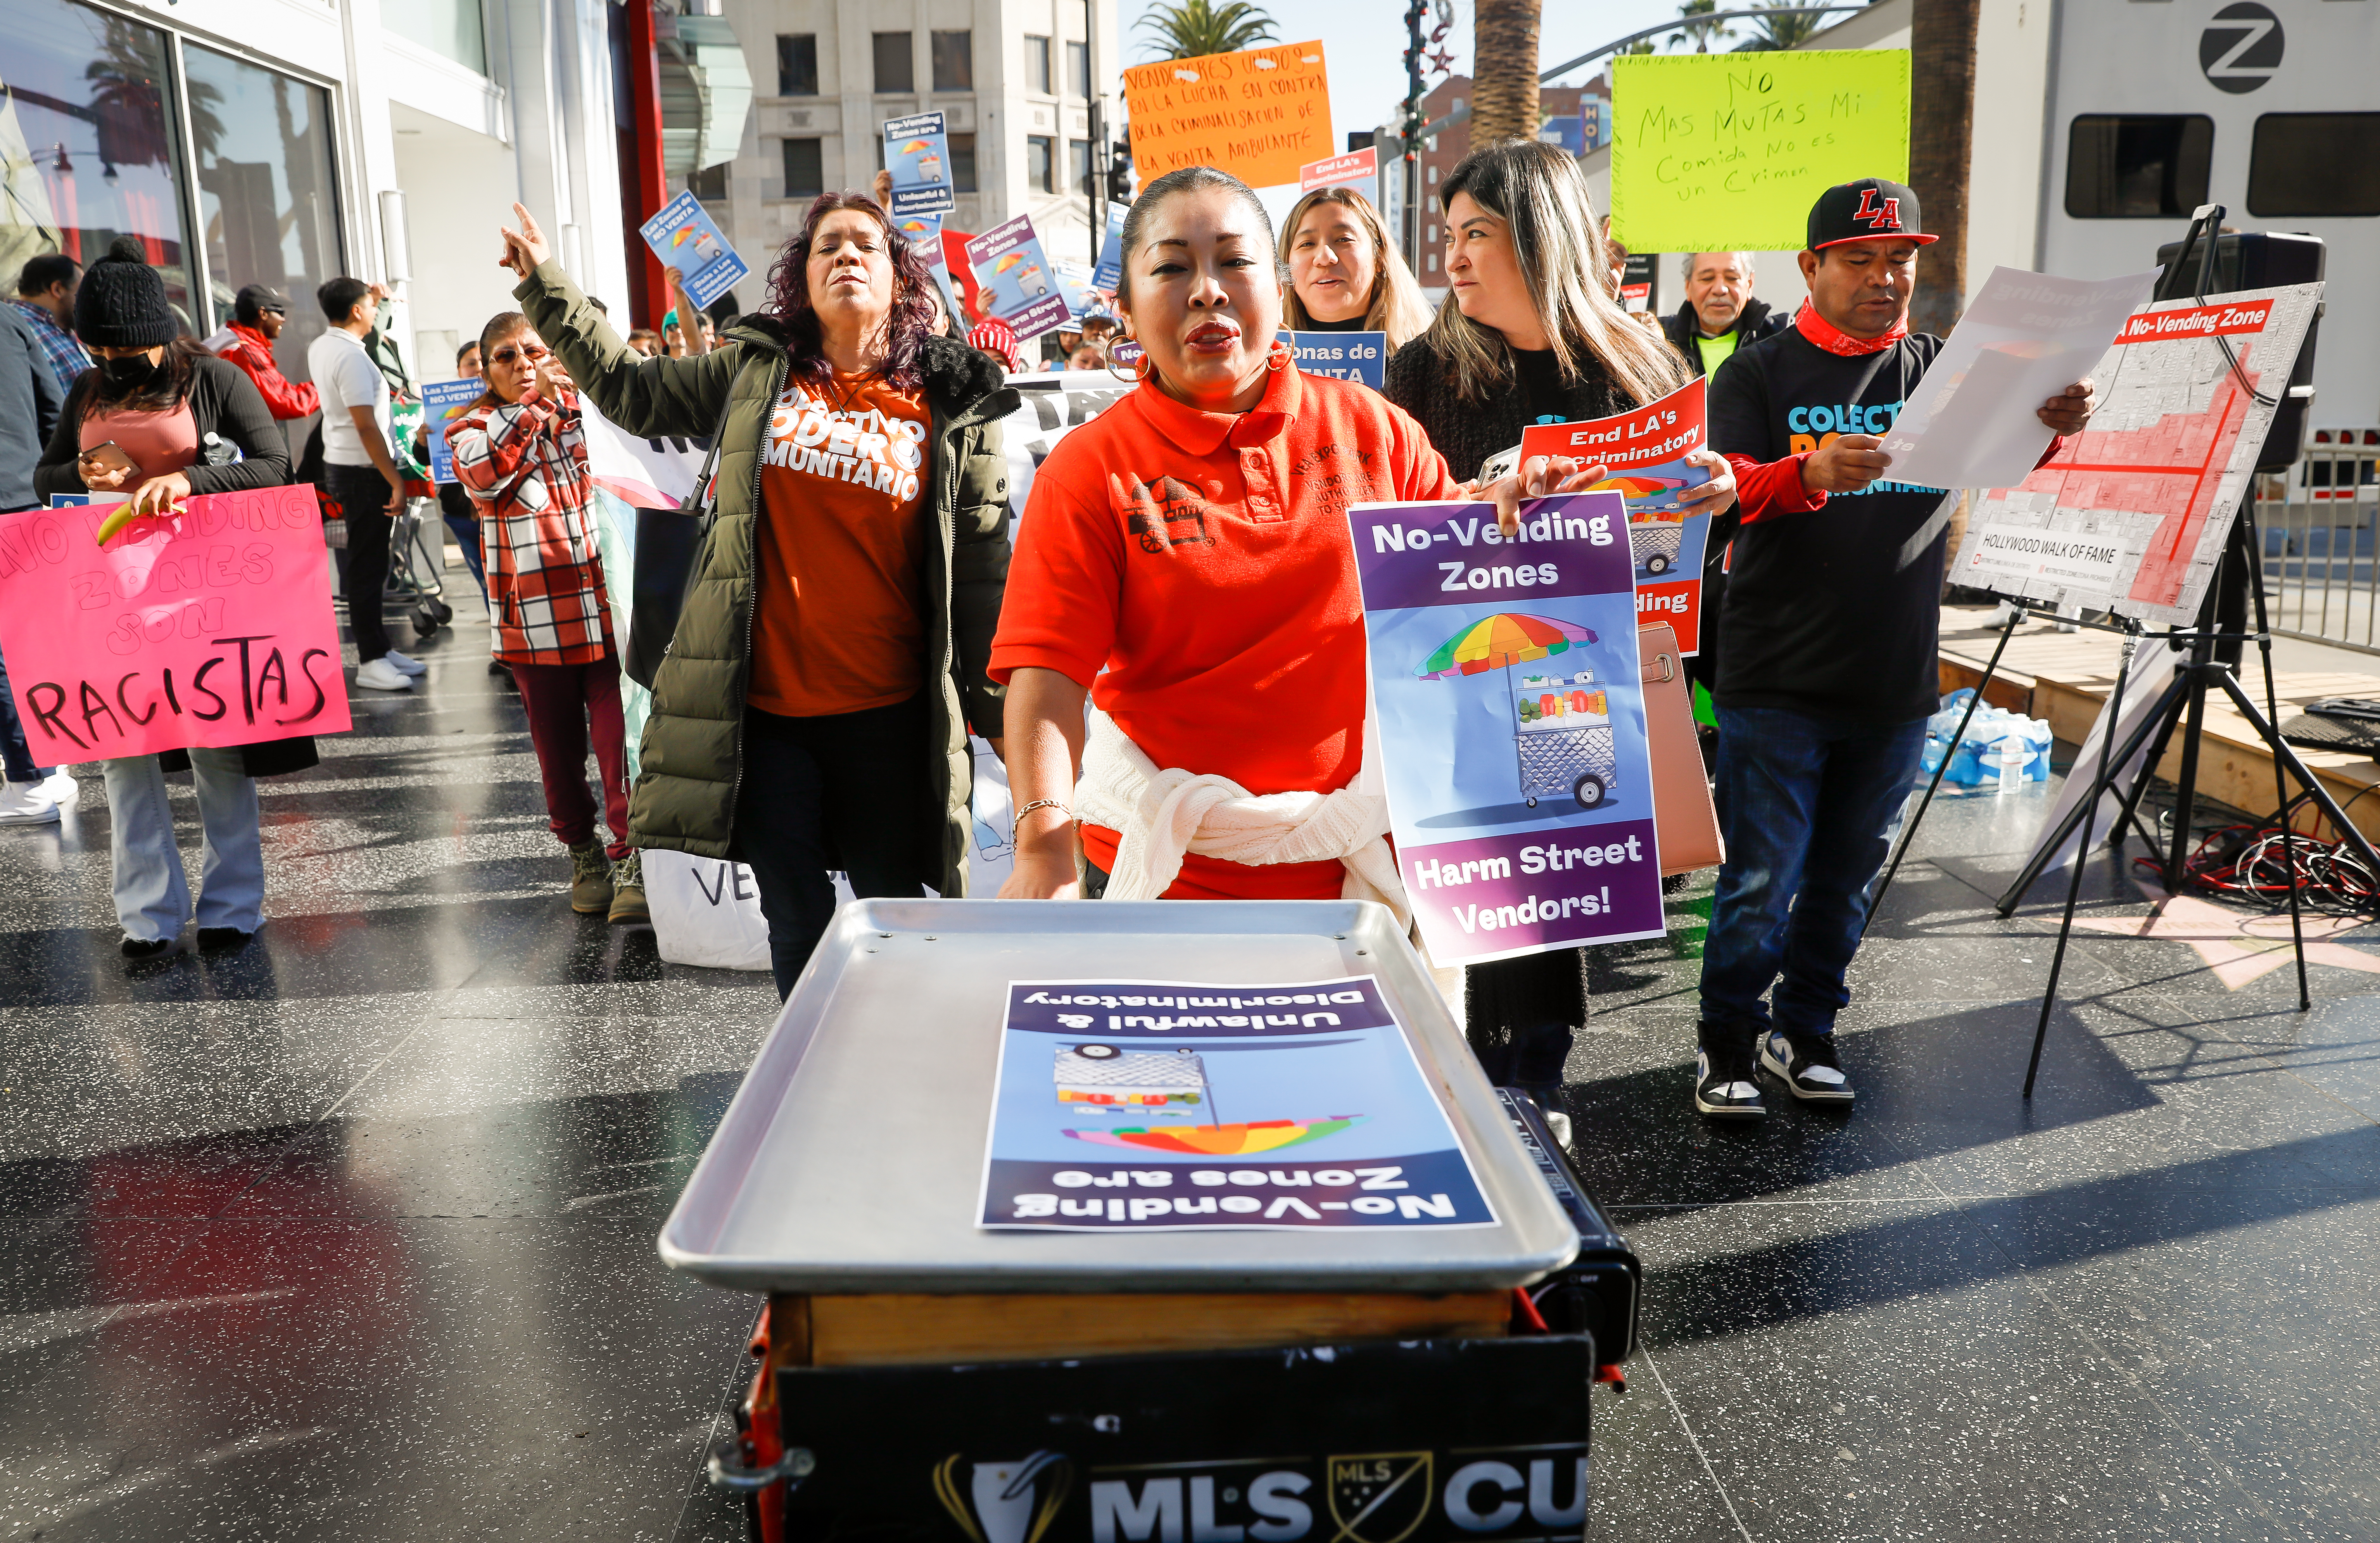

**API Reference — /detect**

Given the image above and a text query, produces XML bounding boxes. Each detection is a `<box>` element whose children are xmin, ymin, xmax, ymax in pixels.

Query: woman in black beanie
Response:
<box><xmin>34</xmin><ymin>236</ymin><xmax>313</xmax><ymax>959</ymax></box>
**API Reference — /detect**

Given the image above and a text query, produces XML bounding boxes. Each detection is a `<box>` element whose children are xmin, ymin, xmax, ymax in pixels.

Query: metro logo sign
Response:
<box><xmin>2113</xmin><ymin>300</ymin><xmax>2273</xmax><ymax>344</ymax></box>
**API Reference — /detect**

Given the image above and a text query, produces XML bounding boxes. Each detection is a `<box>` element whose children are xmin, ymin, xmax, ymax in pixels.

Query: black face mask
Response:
<box><xmin>101</xmin><ymin>352</ymin><xmax>158</xmax><ymax>389</ymax></box>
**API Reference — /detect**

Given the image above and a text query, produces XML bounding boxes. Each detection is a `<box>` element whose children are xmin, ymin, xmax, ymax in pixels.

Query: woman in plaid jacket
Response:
<box><xmin>447</xmin><ymin>311</ymin><xmax>644</xmax><ymax>924</ymax></box>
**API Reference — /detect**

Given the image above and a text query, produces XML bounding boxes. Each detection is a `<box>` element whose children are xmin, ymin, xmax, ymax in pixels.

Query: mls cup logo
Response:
<box><xmin>1328</xmin><ymin>1452</ymin><xmax>1433</xmax><ymax>1543</ymax></box>
<box><xmin>933</xmin><ymin>1450</ymin><xmax>1073</xmax><ymax>1543</ymax></box>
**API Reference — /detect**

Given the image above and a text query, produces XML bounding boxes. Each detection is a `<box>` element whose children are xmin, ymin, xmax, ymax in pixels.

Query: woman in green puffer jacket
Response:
<box><xmin>496</xmin><ymin>198</ymin><xmax>1016</xmax><ymax>997</ymax></box>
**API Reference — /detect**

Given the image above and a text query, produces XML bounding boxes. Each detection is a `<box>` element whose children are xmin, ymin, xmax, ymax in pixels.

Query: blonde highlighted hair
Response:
<box><xmin>1278</xmin><ymin>187</ymin><xmax>1435</xmax><ymax>350</ymax></box>
<box><xmin>1423</xmin><ymin>140</ymin><xmax>1687</xmax><ymax>407</ymax></box>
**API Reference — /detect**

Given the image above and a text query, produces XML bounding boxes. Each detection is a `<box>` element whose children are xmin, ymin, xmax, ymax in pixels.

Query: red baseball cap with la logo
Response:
<box><xmin>1807</xmin><ymin>177</ymin><xmax>1938</xmax><ymax>251</ymax></box>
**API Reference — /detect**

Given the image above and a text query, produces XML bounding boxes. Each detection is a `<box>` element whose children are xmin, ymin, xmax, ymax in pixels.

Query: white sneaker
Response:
<box><xmin>0</xmin><ymin>781</ymin><xmax>60</xmax><ymax>825</ymax></box>
<box><xmin>38</xmin><ymin>769</ymin><xmax>77</xmax><ymax>803</ymax></box>
<box><xmin>355</xmin><ymin>658</ymin><xmax>414</xmax><ymax>691</ymax></box>
<box><xmin>381</xmin><ymin>649</ymin><xmax>428</xmax><ymax>677</ymax></box>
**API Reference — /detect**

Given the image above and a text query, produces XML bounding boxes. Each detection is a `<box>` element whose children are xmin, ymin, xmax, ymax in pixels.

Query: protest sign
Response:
<box><xmin>892</xmin><ymin>212</ymin><xmax>962</xmax><ymax>320</ymax></box>
<box><xmin>999</xmin><ymin>372</ymin><xmax>1136</xmax><ymax>516</ymax></box>
<box><xmin>421</xmin><ymin>377</ymin><xmax>484</xmax><ymax>484</ymax></box>
<box><xmin>1610</xmin><ymin>50</ymin><xmax>1909</xmax><ymax>252</ymax></box>
<box><xmin>1350</xmin><ymin>491</ymin><xmax>1663</xmax><ymax>967</ymax></box>
<box><xmin>1950</xmin><ymin>281</ymin><xmax>2325</xmax><ymax>623</ymax></box>
<box><xmin>964</xmin><ymin>214</ymin><xmax>1071</xmax><ymax>340</ymax></box>
<box><xmin>1520</xmin><ymin>377</ymin><xmax>1715</xmax><ymax>653</ymax></box>
<box><xmin>638</xmin><ymin>190</ymin><xmax>749</xmax><ymax>309</ymax></box>
<box><xmin>1091</xmin><ymin>204</ymin><xmax>1127</xmax><ymax>293</ymax></box>
<box><xmin>1121</xmin><ymin>40</ymin><xmax>1332</xmax><ymax>189</ymax></box>
<box><xmin>1277</xmin><ymin>328</ymin><xmax>1385</xmax><ymax>389</ymax></box>
<box><xmin>1878</xmin><ymin>266</ymin><xmax>2160</xmax><ymax>492</ymax></box>
<box><xmin>978</xmin><ymin>976</ymin><xmax>1496</xmax><ymax>1231</ymax></box>
<box><xmin>882</xmin><ymin>111</ymin><xmax>955</xmax><ymax>217</ymax></box>
<box><xmin>1299</xmin><ymin>145</ymin><xmax>1375</xmax><ymax>193</ymax></box>
<box><xmin>0</xmin><ymin>484</ymin><xmax>351</xmax><ymax>761</ymax></box>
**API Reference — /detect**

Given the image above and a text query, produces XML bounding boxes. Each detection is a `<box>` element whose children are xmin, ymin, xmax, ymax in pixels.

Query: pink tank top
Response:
<box><xmin>82</xmin><ymin>399</ymin><xmax>201</xmax><ymax>479</ymax></box>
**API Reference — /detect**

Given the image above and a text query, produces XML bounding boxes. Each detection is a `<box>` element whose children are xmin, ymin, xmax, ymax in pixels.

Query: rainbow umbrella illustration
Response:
<box><xmin>896</xmin><ymin>138</ymin><xmax>935</xmax><ymax>155</ymax></box>
<box><xmin>1587</xmin><ymin>473</ymin><xmax>1693</xmax><ymax>522</ymax></box>
<box><xmin>991</xmin><ymin>252</ymin><xmax>1026</xmax><ymax>276</ymax></box>
<box><xmin>1064</xmin><ymin>1116</ymin><xmax>1367</xmax><ymax>1156</ymax></box>
<box><xmin>667</xmin><ymin>225</ymin><xmax>702</xmax><ymax>249</ymax></box>
<box><xmin>1415</xmin><ymin>612</ymin><xmax>1596</xmax><ymax>679</ymax></box>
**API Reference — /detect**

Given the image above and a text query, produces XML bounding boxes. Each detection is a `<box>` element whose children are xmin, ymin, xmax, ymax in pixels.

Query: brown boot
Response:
<box><xmin>568</xmin><ymin>838</ymin><xmax>613</xmax><ymax>914</ymax></box>
<box><xmin>606</xmin><ymin>849</ymin><xmax>649</xmax><ymax>924</ymax></box>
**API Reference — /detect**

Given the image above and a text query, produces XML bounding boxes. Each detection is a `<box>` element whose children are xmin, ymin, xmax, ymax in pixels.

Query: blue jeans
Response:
<box><xmin>102</xmin><ymin>750</ymin><xmax>264</xmax><ymax>941</ymax></box>
<box><xmin>0</xmin><ymin>637</ymin><xmax>54</xmax><ymax>783</ymax></box>
<box><xmin>1699</xmin><ymin>705</ymin><xmax>1926</xmax><ymax>1045</ymax></box>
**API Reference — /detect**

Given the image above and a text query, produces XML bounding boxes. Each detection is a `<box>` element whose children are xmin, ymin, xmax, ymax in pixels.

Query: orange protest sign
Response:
<box><xmin>1122</xmin><ymin>40</ymin><xmax>1332</xmax><ymax>190</ymax></box>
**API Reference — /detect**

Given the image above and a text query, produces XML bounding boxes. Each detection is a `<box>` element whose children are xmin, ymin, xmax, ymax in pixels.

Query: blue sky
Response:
<box><xmin>1114</xmin><ymin>0</ymin><xmax>1713</xmax><ymax>143</ymax></box>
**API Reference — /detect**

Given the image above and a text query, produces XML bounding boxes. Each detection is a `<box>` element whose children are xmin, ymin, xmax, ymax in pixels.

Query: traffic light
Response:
<box><xmin>1106</xmin><ymin>139</ymin><xmax>1134</xmax><ymax>204</ymax></box>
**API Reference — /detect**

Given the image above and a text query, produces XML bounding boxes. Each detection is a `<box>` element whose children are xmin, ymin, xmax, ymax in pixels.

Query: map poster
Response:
<box><xmin>978</xmin><ymin>977</ymin><xmax>1496</xmax><ymax>1232</ymax></box>
<box><xmin>1350</xmin><ymin>491</ymin><xmax>1665</xmax><ymax>968</ymax></box>
<box><xmin>964</xmin><ymin>214</ymin><xmax>1072</xmax><ymax>341</ymax></box>
<box><xmin>882</xmin><ymin>111</ymin><xmax>955</xmax><ymax>218</ymax></box>
<box><xmin>637</xmin><ymin>191</ymin><xmax>749</xmax><ymax>310</ymax></box>
<box><xmin>1276</xmin><ymin>328</ymin><xmax>1385</xmax><ymax>389</ymax></box>
<box><xmin>1950</xmin><ymin>281</ymin><xmax>2325</xmax><ymax>624</ymax></box>
<box><xmin>1520</xmin><ymin>376</ymin><xmax>1714</xmax><ymax>653</ymax></box>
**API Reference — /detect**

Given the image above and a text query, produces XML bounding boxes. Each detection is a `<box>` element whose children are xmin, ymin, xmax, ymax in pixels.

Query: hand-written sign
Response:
<box><xmin>1610</xmin><ymin>50</ymin><xmax>1910</xmax><ymax>253</ymax></box>
<box><xmin>1122</xmin><ymin>40</ymin><xmax>1332</xmax><ymax>190</ymax></box>
<box><xmin>0</xmin><ymin>484</ymin><xmax>352</xmax><ymax>760</ymax></box>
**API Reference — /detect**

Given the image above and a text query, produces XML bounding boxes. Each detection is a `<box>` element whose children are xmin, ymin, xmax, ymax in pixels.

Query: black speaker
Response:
<box><xmin>2153</xmin><ymin>229</ymin><xmax>2325</xmax><ymax>472</ymax></box>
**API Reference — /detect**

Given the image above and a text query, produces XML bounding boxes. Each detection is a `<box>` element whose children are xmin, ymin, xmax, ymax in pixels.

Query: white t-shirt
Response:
<box><xmin>307</xmin><ymin>327</ymin><xmax>390</xmax><ymax>467</ymax></box>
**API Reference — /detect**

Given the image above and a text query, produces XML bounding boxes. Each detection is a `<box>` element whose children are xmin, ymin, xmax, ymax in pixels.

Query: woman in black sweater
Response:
<box><xmin>1385</xmin><ymin>142</ymin><xmax>1736</xmax><ymax>1088</ymax></box>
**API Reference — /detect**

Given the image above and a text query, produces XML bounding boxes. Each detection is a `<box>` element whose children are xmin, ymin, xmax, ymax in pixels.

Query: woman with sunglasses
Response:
<box><xmin>1385</xmin><ymin>141</ymin><xmax>1739</xmax><ymax>1089</ymax></box>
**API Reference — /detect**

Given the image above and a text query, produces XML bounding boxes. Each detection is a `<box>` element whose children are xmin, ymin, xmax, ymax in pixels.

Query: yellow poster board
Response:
<box><xmin>1122</xmin><ymin>41</ymin><xmax>1333</xmax><ymax>191</ymax></box>
<box><xmin>1610</xmin><ymin>50</ymin><xmax>1910</xmax><ymax>252</ymax></box>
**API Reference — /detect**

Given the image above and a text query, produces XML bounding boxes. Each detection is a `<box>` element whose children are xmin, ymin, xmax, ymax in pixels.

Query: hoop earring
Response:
<box><xmin>1264</xmin><ymin>339</ymin><xmax>1293</xmax><ymax>373</ymax></box>
<box><xmin>1108</xmin><ymin>346</ymin><xmax>1151</xmax><ymax>384</ymax></box>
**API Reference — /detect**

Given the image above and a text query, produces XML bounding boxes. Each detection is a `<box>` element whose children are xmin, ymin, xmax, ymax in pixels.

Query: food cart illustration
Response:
<box><xmin>1416</xmin><ymin>612</ymin><xmax>1619</xmax><ymax>810</ymax></box>
<box><xmin>1053</xmin><ymin>1043</ymin><xmax>1207</xmax><ymax>1120</ymax></box>
<box><xmin>1582</xmin><ymin>474</ymin><xmax>1697</xmax><ymax>576</ymax></box>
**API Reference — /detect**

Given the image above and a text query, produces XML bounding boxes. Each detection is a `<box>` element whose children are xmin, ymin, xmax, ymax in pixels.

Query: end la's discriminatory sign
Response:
<box><xmin>1123</xmin><ymin>41</ymin><xmax>1332</xmax><ymax>190</ymax></box>
<box><xmin>1609</xmin><ymin>50</ymin><xmax>1910</xmax><ymax>253</ymax></box>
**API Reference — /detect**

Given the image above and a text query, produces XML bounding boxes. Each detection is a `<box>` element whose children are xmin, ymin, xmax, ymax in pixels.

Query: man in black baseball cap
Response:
<box><xmin>1686</xmin><ymin>177</ymin><xmax>2098</xmax><ymax>1122</ymax></box>
<box><xmin>216</xmin><ymin>281</ymin><xmax>319</xmax><ymax>421</ymax></box>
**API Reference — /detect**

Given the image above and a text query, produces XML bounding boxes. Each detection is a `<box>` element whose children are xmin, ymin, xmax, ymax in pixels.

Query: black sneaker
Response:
<box><xmin>1761</xmin><ymin>1030</ymin><xmax>1855</xmax><ymax>1103</ymax></box>
<box><xmin>1693</xmin><ymin>1042</ymin><xmax>1765</xmax><ymax>1119</ymax></box>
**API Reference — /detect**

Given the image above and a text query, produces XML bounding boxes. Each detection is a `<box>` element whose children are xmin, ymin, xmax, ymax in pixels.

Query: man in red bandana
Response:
<box><xmin>1690</xmin><ymin>178</ymin><xmax>2097</xmax><ymax>1122</ymax></box>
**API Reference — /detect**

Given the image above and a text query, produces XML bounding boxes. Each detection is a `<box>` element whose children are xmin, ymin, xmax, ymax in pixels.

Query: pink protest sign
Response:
<box><xmin>0</xmin><ymin>484</ymin><xmax>351</xmax><ymax>762</ymax></box>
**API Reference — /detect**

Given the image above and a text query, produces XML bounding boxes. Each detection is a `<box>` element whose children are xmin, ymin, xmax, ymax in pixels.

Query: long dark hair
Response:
<box><xmin>1423</xmin><ymin>140</ymin><xmax>1686</xmax><ymax>407</ymax></box>
<box><xmin>76</xmin><ymin>336</ymin><xmax>209</xmax><ymax>418</ymax></box>
<box><xmin>761</xmin><ymin>193</ymin><xmax>937</xmax><ymax>392</ymax></box>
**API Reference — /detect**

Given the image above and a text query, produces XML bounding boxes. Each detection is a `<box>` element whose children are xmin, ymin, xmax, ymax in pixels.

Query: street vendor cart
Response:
<box><xmin>663</xmin><ymin>900</ymin><xmax>1639</xmax><ymax>1541</ymax></box>
<box><xmin>1515</xmin><ymin>674</ymin><xmax>1620</xmax><ymax>810</ymax></box>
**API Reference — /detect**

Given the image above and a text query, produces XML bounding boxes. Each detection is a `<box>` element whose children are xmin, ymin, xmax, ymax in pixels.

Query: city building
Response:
<box><xmin>1379</xmin><ymin>73</ymin><xmax>1610</xmax><ymax>297</ymax></box>
<box><xmin>0</xmin><ymin>0</ymin><xmax>691</xmax><ymax>402</ymax></box>
<box><xmin>706</xmin><ymin>0</ymin><xmax>1121</xmax><ymax>323</ymax></box>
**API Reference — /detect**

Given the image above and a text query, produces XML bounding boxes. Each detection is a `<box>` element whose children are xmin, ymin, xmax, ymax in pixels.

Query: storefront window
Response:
<box><xmin>183</xmin><ymin>43</ymin><xmax>342</xmax><ymax>379</ymax></box>
<box><xmin>386</xmin><ymin>0</ymin><xmax>488</xmax><ymax>77</ymax></box>
<box><xmin>0</xmin><ymin>0</ymin><xmax>196</xmax><ymax>327</ymax></box>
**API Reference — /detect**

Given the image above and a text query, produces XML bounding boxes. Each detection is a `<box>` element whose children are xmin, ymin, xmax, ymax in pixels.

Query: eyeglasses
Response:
<box><xmin>487</xmin><ymin>344</ymin><xmax>551</xmax><ymax>365</ymax></box>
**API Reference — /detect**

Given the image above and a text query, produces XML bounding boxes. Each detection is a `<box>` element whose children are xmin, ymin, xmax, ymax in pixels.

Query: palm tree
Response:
<box><xmin>1908</xmin><ymin>0</ymin><xmax>1977</xmax><ymax>332</ymax></box>
<box><xmin>1472</xmin><ymin>0</ymin><xmax>1541</xmax><ymax>146</ymax></box>
<box><xmin>1731</xmin><ymin>0</ymin><xmax>1829</xmax><ymax>50</ymax></box>
<box><xmin>1668</xmin><ymin>0</ymin><xmax>1736</xmax><ymax>53</ymax></box>
<box><xmin>1135</xmin><ymin>0</ymin><xmax>1279</xmax><ymax>61</ymax></box>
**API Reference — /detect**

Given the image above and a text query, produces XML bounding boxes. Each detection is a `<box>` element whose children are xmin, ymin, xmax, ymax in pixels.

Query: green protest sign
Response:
<box><xmin>1610</xmin><ymin>50</ymin><xmax>1910</xmax><ymax>253</ymax></box>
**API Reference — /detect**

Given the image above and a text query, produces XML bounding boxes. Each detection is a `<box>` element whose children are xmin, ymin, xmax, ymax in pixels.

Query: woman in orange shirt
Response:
<box><xmin>993</xmin><ymin>167</ymin><xmax>1594</xmax><ymax>914</ymax></box>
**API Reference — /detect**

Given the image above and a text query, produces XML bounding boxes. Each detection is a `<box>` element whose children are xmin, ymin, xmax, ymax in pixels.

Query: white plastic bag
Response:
<box><xmin>645</xmin><ymin>849</ymin><xmax>774</xmax><ymax>971</ymax></box>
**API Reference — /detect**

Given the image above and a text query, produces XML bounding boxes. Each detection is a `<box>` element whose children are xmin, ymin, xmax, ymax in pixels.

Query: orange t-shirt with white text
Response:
<box><xmin>748</xmin><ymin>371</ymin><xmax>932</xmax><ymax>718</ymax></box>
<box><xmin>990</xmin><ymin>366</ymin><xmax>1454</xmax><ymax>898</ymax></box>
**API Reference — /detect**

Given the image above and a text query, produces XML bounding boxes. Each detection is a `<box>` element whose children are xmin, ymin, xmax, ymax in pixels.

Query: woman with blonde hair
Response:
<box><xmin>1386</xmin><ymin>139</ymin><xmax>1738</xmax><ymax>1088</ymax></box>
<box><xmin>1278</xmin><ymin>186</ymin><xmax>1434</xmax><ymax>349</ymax></box>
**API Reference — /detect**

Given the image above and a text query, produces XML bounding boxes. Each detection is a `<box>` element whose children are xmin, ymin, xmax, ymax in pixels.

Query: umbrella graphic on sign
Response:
<box><xmin>1416</xmin><ymin>612</ymin><xmax>1618</xmax><ymax>810</ymax></box>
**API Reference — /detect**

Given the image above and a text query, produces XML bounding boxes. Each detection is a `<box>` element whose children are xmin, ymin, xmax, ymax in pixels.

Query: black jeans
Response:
<box><xmin>327</xmin><ymin>462</ymin><xmax>394</xmax><ymax>664</ymax></box>
<box><xmin>736</xmin><ymin>696</ymin><xmax>936</xmax><ymax>999</ymax></box>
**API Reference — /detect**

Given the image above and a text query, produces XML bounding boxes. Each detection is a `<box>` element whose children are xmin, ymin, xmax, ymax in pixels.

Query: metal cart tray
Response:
<box><xmin>660</xmin><ymin>899</ymin><xmax>1579</xmax><ymax>1294</ymax></box>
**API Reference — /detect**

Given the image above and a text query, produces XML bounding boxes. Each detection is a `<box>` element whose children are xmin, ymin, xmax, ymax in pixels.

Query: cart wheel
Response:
<box><xmin>1525</xmin><ymin>796</ymin><xmax>1538</xmax><ymax>808</ymax></box>
<box><xmin>1071</xmin><ymin>1043</ymin><xmax>1120</xmax><ymax>1060</ymax></box>
<box><xmin>410</xmin><ymin>602</ymin><xmax>442</xmax><ymax>637</ymax></box>
<box><xmin>1572</xmin><ymin>774</ymin><xmax>1607</xmax><ymax>809</ymax></box>
<box><xmin>1644</xmin><ymin>553</ymin><xmax>1672</xmax><ymax>575</ymax></box>
<box><xmin>429</xmin><ymin>598</ymin><xmax>454</xmax><ymax>624</ymax></box>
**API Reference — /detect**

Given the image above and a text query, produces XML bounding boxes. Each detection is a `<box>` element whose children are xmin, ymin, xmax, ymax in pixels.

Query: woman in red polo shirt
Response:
<box><xmin>994</xmin><ymin>166</ymin><xmax>1592</xmax><ymax>909</ymax></box>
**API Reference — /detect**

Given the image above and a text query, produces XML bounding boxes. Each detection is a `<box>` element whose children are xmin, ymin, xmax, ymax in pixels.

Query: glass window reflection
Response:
<box><xmin>0</xmin><ymin>0</ymin><xmax>196</xmax><ymax>328</ymax></box>
<box><xmin>182</xmin><ymin>42</ymin><xmax>342</xmax><ymax>380</ymax></box>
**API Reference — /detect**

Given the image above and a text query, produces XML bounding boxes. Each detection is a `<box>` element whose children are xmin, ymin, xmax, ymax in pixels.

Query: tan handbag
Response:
<box><xmin>1639</xmin><ymin>622</ymin><xmax>1724</xmax><ymax>876</ymax></box>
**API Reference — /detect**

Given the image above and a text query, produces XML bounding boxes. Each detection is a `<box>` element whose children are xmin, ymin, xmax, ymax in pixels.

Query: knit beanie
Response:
<box><xmin>74</xmin><ymin>235</ymin><xmax>178</xmax><ymax>349</ymax></box>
